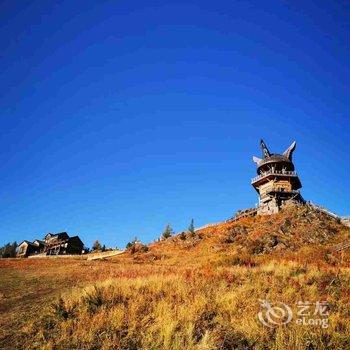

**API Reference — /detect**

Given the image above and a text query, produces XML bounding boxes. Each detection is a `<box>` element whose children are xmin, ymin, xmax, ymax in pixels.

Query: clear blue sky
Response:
<box><xmin>1</xmin><ymin>0</ymin><xmax>349</xmax><ymax>248</ymax></box>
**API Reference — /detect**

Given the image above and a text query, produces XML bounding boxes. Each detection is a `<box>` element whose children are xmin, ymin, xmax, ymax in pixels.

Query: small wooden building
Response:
<box><xmin>17</xmin><ymin>240</ymin><xmax>42</xmax><ymax>258</ymax></box>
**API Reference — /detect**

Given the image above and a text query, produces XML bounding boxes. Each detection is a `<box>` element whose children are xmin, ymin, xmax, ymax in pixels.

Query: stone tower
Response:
<box><xmin>252</xmin><ymin>140</ymin><xmax>304</xmax><ymax>215</ymax></box>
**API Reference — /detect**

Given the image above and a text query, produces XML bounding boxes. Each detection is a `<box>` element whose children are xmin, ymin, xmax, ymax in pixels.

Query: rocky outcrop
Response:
<box><xmin>341</xmin><ymin>217</ymin><xmax>350</xmax><ymax>228</ymax></box>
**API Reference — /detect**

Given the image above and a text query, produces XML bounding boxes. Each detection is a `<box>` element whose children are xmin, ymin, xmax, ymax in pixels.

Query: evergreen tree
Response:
<box><xmin>188</xmin><ymin>219</ymin><xmax>195</xmax><ymax>235</ymax></box>
<box><xmin>0</xmin><ymin>241</ymin><xmax>17</xmax><ymax>258</ymax></box>
<box><xmin>126</xmin><ymin>237</ymin><xmax>139</xmax><ymax>249</ymax></box>
<box><xmin>162</xmin><ymin>224</ymin><xmax>174</xmax><ymax>239</ymax></box>
<box><xmin>92</xmin><ymin>240</ymin><xmax>102</xmax><ymax>251</ymax></box>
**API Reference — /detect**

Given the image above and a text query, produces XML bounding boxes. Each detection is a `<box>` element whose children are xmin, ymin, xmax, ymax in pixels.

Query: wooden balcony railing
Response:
<box><xmin>251</xmin><ymin>170</ymin><xmax>298</xmax><ymax>184</ymax></box>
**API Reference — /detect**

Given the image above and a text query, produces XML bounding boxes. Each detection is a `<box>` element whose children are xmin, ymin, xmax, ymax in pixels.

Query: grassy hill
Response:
<box><xmin>143</xmin><ymin>204</ymin><xmax>350</xmax><ymax>267</ymax></box>
<box><xmin>1</xmin><ymin>205</ymin><xmax>350</xmax><ymax>349</ymax></box>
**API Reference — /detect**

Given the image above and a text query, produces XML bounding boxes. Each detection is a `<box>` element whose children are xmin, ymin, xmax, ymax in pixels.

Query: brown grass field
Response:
<box><xmin>1</xmin><ymin>206</ymin><xmax>350</xmax><ymax>349</ymax></box>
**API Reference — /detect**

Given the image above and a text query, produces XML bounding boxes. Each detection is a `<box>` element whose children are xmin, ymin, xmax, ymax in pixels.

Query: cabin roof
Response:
<box><xmin>33</xmin><ymin>239</ymin><xmax>45</xmax><ymax>246</ymax></box>
<box><xmin>18</xmin><ymin>240</ymin><xmax>35</xmax><ymax>247</ymax></box>
<box><xmin>44</xmin><ymin>232</ymin><xmax>69</xmax><ymax>240</ymax></box>
<box><xmin>55</xmin><ymin>232</ymin><xmax>69</xmax><ymax>239</ymax></box>
<box><xmin>68</xmin><ymin>236</ymin><xmax>84</xmax><ymax>244</ymax></box>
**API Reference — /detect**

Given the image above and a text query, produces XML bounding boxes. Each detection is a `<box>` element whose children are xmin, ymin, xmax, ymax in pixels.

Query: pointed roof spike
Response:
<box><xmin>283</xmin><ymin>141</ymin><xmax>297</xmax><ymax>160</ymax></box>
<box><xmin>260</xmin><ymin>139</ymin><xmax>271</xmax><ymax>158</ymax></box>
<box><xmin>253</xmin><ymin>156</ymin><xmax>262</xmax><ymax>164</ymax></box>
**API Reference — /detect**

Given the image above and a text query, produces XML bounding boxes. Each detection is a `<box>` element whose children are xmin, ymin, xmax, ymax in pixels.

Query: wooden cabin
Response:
<box><xmin>17</xmin><ymin>240</ymin><xmax>42</xmax><ymax>258</ymax></box>
<box><xmin>17</xmin><ymin>232</ymin><xmax>84</xmax><ymax>257</ymax></box>
<box><xmin>44</xmin><ymin>232</ymin><xmax>84</xmax><ymax>255</ymax></box>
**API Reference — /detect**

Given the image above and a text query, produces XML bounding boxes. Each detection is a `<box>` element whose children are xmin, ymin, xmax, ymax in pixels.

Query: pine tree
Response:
<box><xmin>0</xmin><ymin>241</ymin><xmax>17</xmax><ymax>258</ymax></box>
<box><xmin>92</xmin><ymin>240</ymin><xmax>102</xmax><ymax>251</ymax></box>
<box><xmin>126</xmin><ymin>237</ymin><xmax>139</xmax><ymax>250</ymax></box>
<box><xmin>162</xmin><ymin>224</ymin><xmax>174</xmax><ymax>239</ymax></box>
<box><xmin>188</xmin><ymin>219</ymin><xmax>195</xmax><ymax>235</ymax></box>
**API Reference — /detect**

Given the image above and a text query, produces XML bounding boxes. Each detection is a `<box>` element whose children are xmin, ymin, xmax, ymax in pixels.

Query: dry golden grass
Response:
<box><xmin>1</xmin><ymin>206</ymin><xmax>350</xmax><ymax>349</ymax></box>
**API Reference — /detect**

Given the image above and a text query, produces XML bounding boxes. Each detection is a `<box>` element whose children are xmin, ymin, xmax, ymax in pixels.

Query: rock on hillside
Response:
<box><xmin>342</xmin><ymin>217</ymin><xmax>350</xmax><ymax>228</ymax></box>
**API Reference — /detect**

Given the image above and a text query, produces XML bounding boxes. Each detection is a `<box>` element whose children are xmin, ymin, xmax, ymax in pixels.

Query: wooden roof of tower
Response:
<box><xmin>252</xmin><ymin>139</ymin><xmax>302</xmax><ymax>190</ymax></box>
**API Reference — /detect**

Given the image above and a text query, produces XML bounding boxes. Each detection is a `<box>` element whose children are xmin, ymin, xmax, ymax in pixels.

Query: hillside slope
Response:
<box><xmin>2</xmin><ymin>204</ymin><xmax>350</xmax><ymax>350</ymax></box>
<box><xmin>136</xmin><ymin>205</ymin><xmax>350</xmax><ymax>267</ymax></box>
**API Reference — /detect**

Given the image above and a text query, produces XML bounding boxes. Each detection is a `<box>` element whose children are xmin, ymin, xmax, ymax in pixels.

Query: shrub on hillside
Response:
<box><xmin>179</xmin><ymin>232</ymin><xmax>187</xmax><ymax>240</ymax></box>
<box><xmin>220</xmin><ymin>226</ymin><xmax>248</xmax><ymax>244</ymax></box>
<box><xmin>126</xmin><ymin>239</ymin><xmax>149</xmax><ymax>254</ymax></box>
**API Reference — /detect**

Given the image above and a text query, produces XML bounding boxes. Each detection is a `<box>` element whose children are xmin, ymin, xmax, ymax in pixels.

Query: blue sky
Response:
<box><xmin>1</xmin><ymin>0</ymin><xmax>349</xmax><ymax>248</ymax></box>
